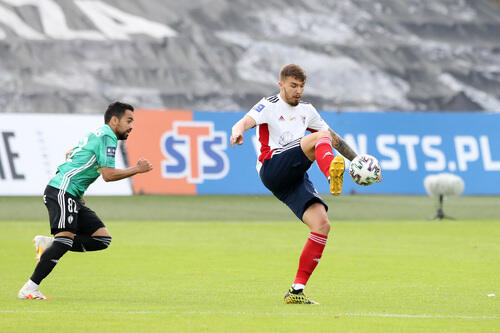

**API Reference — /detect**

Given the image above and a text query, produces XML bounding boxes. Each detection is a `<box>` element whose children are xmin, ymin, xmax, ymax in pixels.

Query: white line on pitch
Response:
<box><xmin>0</xmin><ymin>310</ymin><xmax>497</xmax><ymax>320</ymax></box>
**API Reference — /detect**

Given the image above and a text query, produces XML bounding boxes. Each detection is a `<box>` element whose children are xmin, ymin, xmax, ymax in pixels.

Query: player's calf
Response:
<box><xmin>313</xmin><ymin>135</ymin><xmax>336</xmax><ymax>181</ymax></box>
<box><xmin>29</xmin><ymin>236</ymin><xmax>73</xmax><ymax>285</ymax></box>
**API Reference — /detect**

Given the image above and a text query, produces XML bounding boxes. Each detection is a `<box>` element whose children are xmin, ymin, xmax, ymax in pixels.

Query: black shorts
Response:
<box><xmin>43</xmin><ymin>185</ymin><xmax>105</xmax><ymax>235</ymax></box>
<box><xmin>259</xmin><ymin>139</ymin><xmax>327</xmax><ymax>220</ymax></box>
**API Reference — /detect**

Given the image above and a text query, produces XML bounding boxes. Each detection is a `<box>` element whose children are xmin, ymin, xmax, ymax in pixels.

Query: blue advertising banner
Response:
<box><xmin>192</xmin><ymin>111</ymin><xmax>499</xmax><ymax>195</ymax></box>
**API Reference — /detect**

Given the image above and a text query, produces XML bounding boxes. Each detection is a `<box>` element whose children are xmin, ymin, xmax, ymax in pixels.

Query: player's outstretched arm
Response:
<box><xmin>100</xmin><ymin>158</ymin><xmax>153</xmax><ymax>182</ymax></box>
<box><xmin>328</xmin><ymin>128</ymin><xmax>357</xmax><ymax>161</ymax></box>
<box><xmin>230</xmin><ymin>115</ymin><xmax>256</xmax><ymax>147</ymax></box>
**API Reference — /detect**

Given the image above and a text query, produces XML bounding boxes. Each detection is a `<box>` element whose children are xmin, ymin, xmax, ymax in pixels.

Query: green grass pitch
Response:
<box><xmin>0</xmin><ymin>195</ymin><xmax>499</xmax><ymax>332</ymax></box>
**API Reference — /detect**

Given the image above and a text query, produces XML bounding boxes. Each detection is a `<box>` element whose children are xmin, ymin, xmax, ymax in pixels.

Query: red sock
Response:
<box><xmin>315</xmin><ymin>137</ymin><xmax>334</xmax><ymax>179</ymax></box>
<box><xmin>294</xmin><ymin>232</ymin><xmax>328</xmax><ymax>285</ymax></box>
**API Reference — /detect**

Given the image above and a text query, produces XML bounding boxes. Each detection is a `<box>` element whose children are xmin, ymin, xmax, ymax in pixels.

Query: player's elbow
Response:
<box><xmin>101</xmin><ymin>168</ymin><xmax>116</xmax><ymax>182</ymax></box>
<box><xmin>101</xmin><ymin>173</ymin><xmax>114</xmax><ymax>182</ymax></box>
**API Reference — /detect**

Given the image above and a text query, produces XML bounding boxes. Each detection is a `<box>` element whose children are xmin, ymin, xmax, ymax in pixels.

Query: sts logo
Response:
<box><xmin>161</xmin><ymin>121</ymin><xmax>229</xmax><ymax>183</ymax></box>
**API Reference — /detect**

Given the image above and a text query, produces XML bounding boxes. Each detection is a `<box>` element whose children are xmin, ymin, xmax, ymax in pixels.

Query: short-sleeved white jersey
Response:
<box><xmin>246</xmin><ymin>93</ymin><xmax>329</xmax><ymax>171</ymax></box>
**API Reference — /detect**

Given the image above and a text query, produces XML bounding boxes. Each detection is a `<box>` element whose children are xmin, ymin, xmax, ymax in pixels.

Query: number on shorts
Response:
<box><xmin>67</xmin><ymin>198</ymin><xmax>78</xmax><ymax>214</ymax></box>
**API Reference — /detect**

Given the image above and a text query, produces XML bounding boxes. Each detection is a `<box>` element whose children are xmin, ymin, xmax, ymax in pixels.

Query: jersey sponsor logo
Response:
<box><xmin>253</xmin><ymin>104</ymin><xmax>265</xmax><ymax>112</ymax></box>
<box><xmin>106</xmin><ymin>146</ymin><xmax>116</xmax><ymax>158</ymax></box>
<box><xmin>160</xmin><ymin>121</ymin><xmax>229</xmax><ymax>183</ymax></box>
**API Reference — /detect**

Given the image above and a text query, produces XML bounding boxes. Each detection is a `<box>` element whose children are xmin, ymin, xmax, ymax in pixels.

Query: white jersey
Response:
<box><xmin>246</xmin><ymin>93</ymin><xmax>329</xmax><ymax>171</ymax></box>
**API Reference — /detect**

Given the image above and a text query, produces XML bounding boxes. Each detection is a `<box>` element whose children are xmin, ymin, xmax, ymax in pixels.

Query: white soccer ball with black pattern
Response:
<box><xmin>349</xmin><ymin>154</ymin><xmax>381</xmax><ymax>186</ymax></box>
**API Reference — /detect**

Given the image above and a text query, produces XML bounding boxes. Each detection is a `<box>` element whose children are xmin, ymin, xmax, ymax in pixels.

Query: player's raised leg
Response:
<box><xmin>284</xmin><ymin>203</ymin><xmax>330</xmax><ymax>304</ymax></box>
<box><xmin>300</xmin><ymin>131</ymin><xmax>345</xmax><ymax>195</ymax></box>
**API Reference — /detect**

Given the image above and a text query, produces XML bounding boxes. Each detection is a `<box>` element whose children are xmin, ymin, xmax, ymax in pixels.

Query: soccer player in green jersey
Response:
<box><xmin>18</xmin><ymin>101</ymin><xmax>153</xmax><ymax>300</ymax></box>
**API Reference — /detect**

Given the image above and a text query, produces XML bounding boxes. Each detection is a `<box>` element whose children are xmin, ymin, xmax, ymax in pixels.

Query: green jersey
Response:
<box><xmin>48</xmin><ymin>124</ymin><xmax>118</xmax><ymax>198</ymax></box>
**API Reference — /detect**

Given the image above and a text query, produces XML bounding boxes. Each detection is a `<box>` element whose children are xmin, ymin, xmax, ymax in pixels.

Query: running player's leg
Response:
<box><xmin>70</xmin><ymin>205</ymin><xmax>112</xmax><ymax>252</ymax></box>
<box><xmin>29</xmin><ymin>230</ymin><xmax>75</xmax><ymax>286</ymax></box>
<box><xmin>19</xmin><ymin>186</ymin><xmax>77</xmax><ymax>299</ymax></box>
<box><xmin>301</xmin><ymin>131</ymin><xmax>344</xmax><ymax>195</ymax></box>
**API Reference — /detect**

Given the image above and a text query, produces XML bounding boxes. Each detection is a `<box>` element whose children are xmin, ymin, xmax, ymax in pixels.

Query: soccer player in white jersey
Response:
<box><xmin>230</xmin><ymin>64</ymin><xmax>361</xmax><ymax>304</ymax></box>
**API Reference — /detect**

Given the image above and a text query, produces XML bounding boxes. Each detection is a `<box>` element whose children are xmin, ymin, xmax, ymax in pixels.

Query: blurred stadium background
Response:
<box><xmin>0</xmin><ymin>1</ymin><xmax>499</xmax><ymax>332</ymax></box>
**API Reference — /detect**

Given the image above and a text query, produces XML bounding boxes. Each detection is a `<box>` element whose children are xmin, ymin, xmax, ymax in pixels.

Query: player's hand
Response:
<box><xmin>230</xmin><ymin>133</ymin><xmax>244</xmax><ymax>147</ymax></box>
<box><xmin>136</xmin><ymin>158</ymin><xmax>153</xmax><ymax>173</ymax></box>
<box><xmin>65</xmin><ymin>148</ymin><xmax>74</xmax><ymax>159</ymax></box>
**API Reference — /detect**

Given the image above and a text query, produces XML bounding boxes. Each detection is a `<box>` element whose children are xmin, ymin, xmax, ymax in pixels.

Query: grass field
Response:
<box><xmin>0</xmin><ymin>195</ymin><xmax>499</xmax><ymax>332</ymax></box>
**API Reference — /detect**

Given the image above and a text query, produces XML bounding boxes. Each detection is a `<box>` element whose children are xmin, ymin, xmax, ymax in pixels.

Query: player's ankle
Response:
<box><xmin>292</xmin><ymin>283</ymin><xmax>305</xmax><ymax>293</ymax></box>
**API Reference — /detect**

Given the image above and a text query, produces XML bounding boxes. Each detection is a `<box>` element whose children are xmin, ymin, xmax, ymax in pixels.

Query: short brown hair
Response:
<box><xmin>280</xmin><ymin>64</ymin><xmax>307</xmax><ymax>82</ymax></box>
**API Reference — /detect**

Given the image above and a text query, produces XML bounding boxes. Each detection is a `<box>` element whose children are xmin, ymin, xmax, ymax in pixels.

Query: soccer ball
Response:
<box><xmin>349</xmin><ymin>154</ymin><xmax>381</xmax><ymax>186</ymax></box>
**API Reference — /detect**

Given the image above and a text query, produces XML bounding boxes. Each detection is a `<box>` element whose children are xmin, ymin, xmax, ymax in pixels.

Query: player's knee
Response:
<box><xmin>318</xmin><ymin>219</ymin><xmax>331</xmax><ymax>235</ymax></box>
<box><xmin>310</xmin><ymin>217</ymin><xmax>330</xmax><ymax>235</ymax></box>
<box><xmin>94</xmin><ymin>236</ymin><xmax>112</xmax><ymax>249</ymax></box>
<box><xmin>316</xmin><ymin>130</ymin><xmax>332</xmax><ymax>140</ymax></box>
<box><xmin>91</xmin><ymin>227</ymin><xmax>111</xmax><ymax>237</ymax></box>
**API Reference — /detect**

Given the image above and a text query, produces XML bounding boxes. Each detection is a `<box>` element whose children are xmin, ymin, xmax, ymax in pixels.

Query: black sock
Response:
<box><xmin>30</xmin><ymin>236</ymin><xmax>72</xmax><ymax>285</ymax></box>
<box><xmin>70</xmin><ymin>235</ymin><xmax>112</xmax><ymax>252</ymax></box>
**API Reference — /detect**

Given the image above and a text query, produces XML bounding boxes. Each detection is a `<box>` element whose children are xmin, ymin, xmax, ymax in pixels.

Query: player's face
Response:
<box><xmin>280</xmin><ymin>76</ymin><xmax>305</xmax><ymax>106</ymax></box>
<box><xmin>115</xmin><ymin>110</ymin><xmax>134</xmax><ymax>140</ymax></box>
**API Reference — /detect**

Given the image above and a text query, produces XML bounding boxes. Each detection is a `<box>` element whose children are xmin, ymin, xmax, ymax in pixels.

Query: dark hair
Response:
<box><xmin>280</xmin><ymin>64</ymin><xmax>307</xmax><ymax>82</ymax></box>
<box><xmin>104</xmin><ymin>101</ymin><xmax>134</xmax><ymax>124</ymax></box>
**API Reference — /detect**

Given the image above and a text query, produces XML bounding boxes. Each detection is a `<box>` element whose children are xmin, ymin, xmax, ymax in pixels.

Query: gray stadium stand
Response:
<box><xmin>0</xmin><ymin>0</ymin><xmax>499</xmax><ymax>113</ymax></box>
